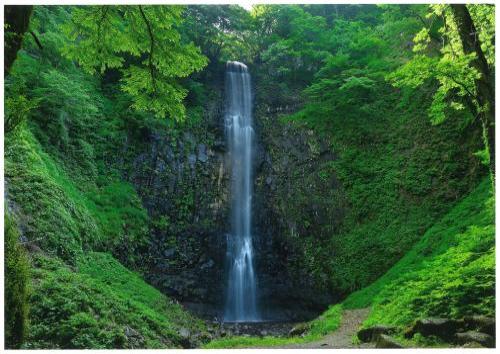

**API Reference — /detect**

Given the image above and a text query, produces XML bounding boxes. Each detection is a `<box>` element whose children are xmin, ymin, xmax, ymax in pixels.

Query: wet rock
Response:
<box><xmin>198</xmin><ymin>144</ymin><xmax>208</xmax><ymax>163</ymax></box>
<box><xmin>375</xmin><ymin>334</ymin><xmax>404</xmax><ymax>348</ymax></box>
<box><xmin>163</xmin><ymin>248</ymin><xmax>175</xmax><ymax>257</ymax></box>
<box><xmin>124</xmin><ymin>326</ymin><xmax>145</xmax><ymax>348</ymax></box>
<box><xmin>288</xmin><ymin>322</ymin><xmax>310</xmax><ymax>337</ymax></box>
<box><xmin>200</xmin><ymin>259</ymin><xmax>215</xmax><ymax>269</ymax></box>
<box><xmin>178</xmin><ymin>327</ymin><xmax>193</xmax><ymax>348</ymax></box>
<box><xmin>179</xmin><ymin>327</ymin><xmax>190</xmax><ymax>339</ymax></box>
<box><xmin>461</xmin><ymin>341</ymin><xmax>487</xmax><ymax>348</ymax></box>
<box><xmin>455</xmin><ymin>331</ymin><xmax>494</xmax><ymax>348</ymax></box>
<box><xmin>358</xmin><ymin>325</ymin><xmax>396</xmax><ymax>343</ymax></box>
<box><xmin>213</xmin><ymin>140</ymin><xmax>226</xmax><ymax>152</ymax></box>
<box><xmin>188</xmin><ymin>153</ymin><xmax>196</xmax><ymax>168</ymax></box>
<box><xmin>405</xmin><ymin>318</ymin><xmax>464</xmax><ymax>341</ymax></box>
<box><xmin>464</xmin><ymin>315</ymin><xmax>495</xmax><ymax>336</ymax></box>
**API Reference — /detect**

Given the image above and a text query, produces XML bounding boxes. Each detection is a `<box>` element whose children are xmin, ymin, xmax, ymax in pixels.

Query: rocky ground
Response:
<box><xmin>207</xmin><ymin>320</ymin><xmax>299</xmax><ymax>339</ymax></box>
<box><xmin>280</xmin><ymin>308</ymin><xmax>374</xmax><ymax>349</ymax></box>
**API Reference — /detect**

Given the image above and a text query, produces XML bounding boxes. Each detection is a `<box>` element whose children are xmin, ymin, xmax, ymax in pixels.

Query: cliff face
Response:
<box><xmin>123</xmin><ymin>80</ymin><xmax>229</xmax><ymax>317</ymax></box>
<box><xmin>123</xmin><ymin>68</ymin><xmax>334</xmax><ymax>320</ymax></box>
<box><xmin>252</xmin><ymin>104</ymin><xmax>344</xmax><ymax>320</ymax></box>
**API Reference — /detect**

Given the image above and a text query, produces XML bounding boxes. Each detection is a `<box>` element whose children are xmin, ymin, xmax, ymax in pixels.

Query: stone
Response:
<box><xmin>188</xmin><ymin>153</ymin><xmax>196</xmax><ymax>167</ymax></box>
<box><xmin>461</xmin><ymin>341</ymin><xmax>486</xmax><ymax>348</ymax></box>
<box><xmin>213</xmin><ymin>140</ymin><xmax>226</xmax><ymax>152</ymax></box>
<box><xmin>455</xmin><ymin>331</ymin><xmax>494</xmax><ymax>348</ymax></box>
<box><xmin>197</xmin><ymin>144</ymin><xmax>208</xmax><ymax>163</ymax></box>
<box><xmin>405</xmin><ymin>318</ymin><xmax>464</xmax><ymax>341</ymax></box>
<box><xmin>200</xmin><ymin>259</ymin><xmax>215</xmax><ymax>269</ymax></box>
<box><xmin>375</xmin><ymin>334</ymin><xmax>404</xmax><ymax>348</ymax></box>
<box><xmin>464</xmin><ymin>315</ymin><xmax>495</xmax><ymax>336</ymax></box>
<box><xmin>179</xmin><ymin>327</ymin><xmax>190</xmax><ymax>339</ymax></box>
<box><xmin>288</xmin><ymin>322</ymin><xmax>310</xmax><ymax>337</ymax></box>
<box><xmin>358</xmin><ymin>325</ymin><xmax>396</xmax><ymax>343</ymax></box>
<box><xmin>178</xmin><ymin>327</ymin><xmax>193</xmax><ymax>349</ymax></box>
<box><xmin>163</xmin><ymin>248</ymin><xmax>175</xmax><ymax>257</ymax></box>
<box><xmin>124</xmin><ymin>325</ymin><xmax>145</xmax><ymax>348</ymax></box>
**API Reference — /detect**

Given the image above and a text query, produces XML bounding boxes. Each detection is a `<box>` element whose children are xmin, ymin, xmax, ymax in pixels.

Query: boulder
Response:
<box><xmin>455</xmin><ymin>331</ymin><xmax>494</xmax><ymax>348</ymax></box>
<box><xmin>375</xmin><ymin>334</ymin><xmax>404</xmax><ymax>348</ymax></box>
<box><xmin>178</xmin><ymin>327</ymin><xmax>193</xmax><ymax>349</ymax></box>
<box><xmin>464</xmin><ymin>315</ymin><xmax>495</xmax><ymax>336</ymax></box>
<box><xmin>288</xmin><ymin>322</ymin><xmax>310</xmax><ymax>337</ymax></box>
<box><xmin>124</xmin><ymin>326</ymin><xmax>145</xmax><ymax>348</ymax></box>
<box><xmin>358</xmin><ymin>325</ymin><xmax>396</xmax><ymax>343</ymax></box>
<box><xmin>461</xmin><ymin>342</ymin><xmax>487</xmax><ymax>348</ymax></box>
<box><xmin>405</xmin><ymin>318</ymin><xmax>464</xmax><ymax>341</ymax></box>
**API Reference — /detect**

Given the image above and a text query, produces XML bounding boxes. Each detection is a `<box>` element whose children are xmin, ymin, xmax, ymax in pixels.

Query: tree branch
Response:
<box><xmin>138</xmin><ymin>5</ymin><xmax>157</xmax><ymax>93</ymax></box>
<box><xmin>29</xmin><ymin>30</ymin><xmax>43</xmax><ymax>50</ymax></box>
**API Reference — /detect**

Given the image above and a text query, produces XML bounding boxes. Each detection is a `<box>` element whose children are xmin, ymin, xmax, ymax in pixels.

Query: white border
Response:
<box><xmin>1</xmin><ymin>1</ymin><xmax>497</xmax><ymax>353</ymax></box>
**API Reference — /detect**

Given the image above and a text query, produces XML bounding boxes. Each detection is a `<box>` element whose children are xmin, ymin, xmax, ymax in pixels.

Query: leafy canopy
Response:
<box><xmin>62</xmin><ymin>5</ymin><xmax>208</xmax><ymax>120</ymax></box>
<box><xmin>389</xmin><ymin>4</ymin><xmax>494</xmax><ymax>125</ymax></box>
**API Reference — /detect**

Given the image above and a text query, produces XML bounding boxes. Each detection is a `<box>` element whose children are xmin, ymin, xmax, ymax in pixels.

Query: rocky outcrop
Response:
<box><xmin>120</xmin><ymin>71</ymin><xmax>333</xmax><ymax>321</ymax></box>
<box><xmin>358</xmin><ymin>325</ymin><xmax>396</xmax><ymax>343</ymax></box>
<box><xmin>405</xmin><ymin>317</ymin><xmax>495</xmax><ymax>348</ymax></box>
<box><xmin>123</xmin><ymin>82</ymin><xmax>230</xmax><ymax>317</ymax></box>
<box><xmin>455</xmin><ymin>331</ymin><xmax>494</xmax><ymax>348</ymax></box>
<box><xmin>405</xmin><ymin>318</ymin><xmax>464</xmax><ymax>341</ymax></box>
<box><xmin>375</xmin><ymin>334</ymin><xmax>404</xmax><ymax>348</ymax></box>
<box><xmin>251</xmin><ymin>84</ymin><xmax>345</xmax><ymax>319</ymax></box>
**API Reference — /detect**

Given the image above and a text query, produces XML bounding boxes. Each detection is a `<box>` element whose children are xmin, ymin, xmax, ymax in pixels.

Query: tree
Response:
<box><xmin>390</xmin><ymin>4</ymin><xmax>495</xmax><ymax>178</ymax></box>
<box><xmin>4</xmin><ymin>5</ymin><xmax>33</xmax><ymax>76</ymax></box>
<box><xmin>182</xmin><ymin>5</ymin><xmax>255</xmax><ymax>66</ymax></box>
<box><xmin>61</xmin><ymin>5</ymin><xmax>207</xmax><ymax>120</ymax></box>
<box><xmin>450</xmin><ymin>4</ymin><xmax>495</xmax><ymax>178</ymax></box>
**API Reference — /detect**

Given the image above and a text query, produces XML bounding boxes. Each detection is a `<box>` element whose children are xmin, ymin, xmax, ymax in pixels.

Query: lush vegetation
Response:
<box><xmin>4</xmin><ymin>214</ymin><xmax>30</xmax><ymax>349</ymax></box>
<box><xmin>4</xmin><ymin>3</ymin><xmax>494</xmax><ymax>349</ymax></box>
<box><xmin>345</xmin><ymin>178</ymin><xmax>495</xmax><ymax>325</ymax></box>
<box><xmin>25</xmin><ymin>252</ymin><xmax>207</xmax><ymax>348</ymax></box>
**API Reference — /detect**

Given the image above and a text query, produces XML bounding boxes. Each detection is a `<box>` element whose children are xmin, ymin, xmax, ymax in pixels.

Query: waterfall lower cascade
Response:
<box><xmin>223</xmin><ymin>61</ymin><xmax>260</xmax><ymax>322</ymax></box>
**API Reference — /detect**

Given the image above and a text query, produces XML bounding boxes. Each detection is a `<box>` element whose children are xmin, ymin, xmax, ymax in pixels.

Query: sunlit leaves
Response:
<box><xmin>390</xmin><ymin>4</ymin><xmax>494</xmax><ymax>128</ymax></box>
<box><xmin>62</xmin><ymin>5</ymin><xmax>207</xmax><ymax>120</ymax></box>
<box><xmin>390</xmin><ymin>50</ymin><xmax>480</xmax><ymax>125</ymax></box>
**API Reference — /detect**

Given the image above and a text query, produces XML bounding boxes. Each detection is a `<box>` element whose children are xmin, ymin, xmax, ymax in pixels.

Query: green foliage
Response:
<box><xmin>25</xmin><ymin>252</ymin><xmax>207</xmax><ymax>348</ymax></box>
<box><xmin>4</xmin><ymin>213</ymin><xmax>30</xmax><ymax>349</ymax></box>
<box><xmin>269</xmin><ymin>4</ymin><xmax>486</xmax><ymax>297</ymax></box>
<box><xmin>182</xmin><ymin>5</ymin><xmax>255</xmax><ymax>64</ymax></box>
<box><xmin>61</xmin><ymin>5</ymin><xmax>207</xmax><ymax>120</ymax></box>
<box><xmin>389</xmin><ymin>4</ymin><xmax>494</xmax><ymax>128</ymax></box>
<box><xmin>203</xmin><ymin>336</ymin><xmax>303</xmax><ymax>349</ymax></box>
<box><xmin>344</xmin><ymin>179</ymin><xmax>494</xmax><ymax>329</ymax></box>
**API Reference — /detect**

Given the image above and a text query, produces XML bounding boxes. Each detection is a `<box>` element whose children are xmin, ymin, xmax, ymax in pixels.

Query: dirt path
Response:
<box><xmin>280</xmin><ymin>308</ymin><xmax>373</xmax><ymax>349</ymax></box>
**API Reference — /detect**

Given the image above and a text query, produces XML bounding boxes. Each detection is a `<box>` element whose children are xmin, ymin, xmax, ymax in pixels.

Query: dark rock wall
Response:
<box><xmin>123</xmin><ymin>81</ymin><xmax>231</xmax><ymax>318</ymax></box>
<box><xmin>252</xmin><ymin>86</ymin><xmax>344</xmax><ymax>320</ymax></box>
<box><xmin>122</xmin><ymin>67</ymin><xmax>335</xmax><ymax>321</ymax></box>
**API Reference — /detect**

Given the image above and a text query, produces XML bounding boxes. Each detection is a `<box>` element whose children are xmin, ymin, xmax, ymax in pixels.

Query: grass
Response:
<box><xmin>343</xmin><ymin>178</ymin><xmax>494</xmax><ymax>329</ymax></box>
<box><xmin>24</xmin><ymin>252</ymin><xmax>208</xmax><ymax>349</ymax></box>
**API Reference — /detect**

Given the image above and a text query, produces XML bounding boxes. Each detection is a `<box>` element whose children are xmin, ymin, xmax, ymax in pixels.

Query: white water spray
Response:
<box><xmin>223</xmin><ymin>61</ymin><xmax>259</xmax><ymax>322</ymax></box>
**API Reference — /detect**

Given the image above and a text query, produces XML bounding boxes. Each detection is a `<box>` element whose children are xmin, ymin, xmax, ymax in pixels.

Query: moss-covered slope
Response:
<box><xmin>344</xmin><ymin>177</ymin><xmax>494</xmax><ymax>327</ymax></box>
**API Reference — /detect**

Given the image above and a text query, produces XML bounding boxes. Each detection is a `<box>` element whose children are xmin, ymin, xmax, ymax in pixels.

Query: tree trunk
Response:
<box><xmin>450</xmin><ymin>4</ymin><xmax>495</xmax><ymax>178</ymax></box>
<box><xmin>4</xmin><ymin>5</ymin><xmax>33</xmax><ymax>76</ymax></box>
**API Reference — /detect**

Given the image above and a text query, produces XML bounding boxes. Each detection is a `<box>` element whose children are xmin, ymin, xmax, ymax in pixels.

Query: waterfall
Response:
<box><xmin>223</xmin><ymin>61</ymin><xmax>259</xmax><ymax>322</ymax></box>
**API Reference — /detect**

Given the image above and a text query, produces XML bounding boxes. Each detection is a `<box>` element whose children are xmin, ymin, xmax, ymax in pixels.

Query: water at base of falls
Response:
<box><xmin>223</xmin><ymin>61</ymin><xmax>260</xmax><ymax>322</ymax></box>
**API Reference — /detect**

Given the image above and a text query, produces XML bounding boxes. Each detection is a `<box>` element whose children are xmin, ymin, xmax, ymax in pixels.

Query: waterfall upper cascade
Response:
<box><xmin>223</xmin><ymin>61</ymin><xmax>259</xmax><ymax>322</ymax></box>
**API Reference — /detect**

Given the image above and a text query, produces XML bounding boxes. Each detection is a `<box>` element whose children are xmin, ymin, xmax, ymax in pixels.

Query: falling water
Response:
<box><xmin>223</xmin><ymin>61</ymin><xmax>259</xmax><ymax>322</ymax></box>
